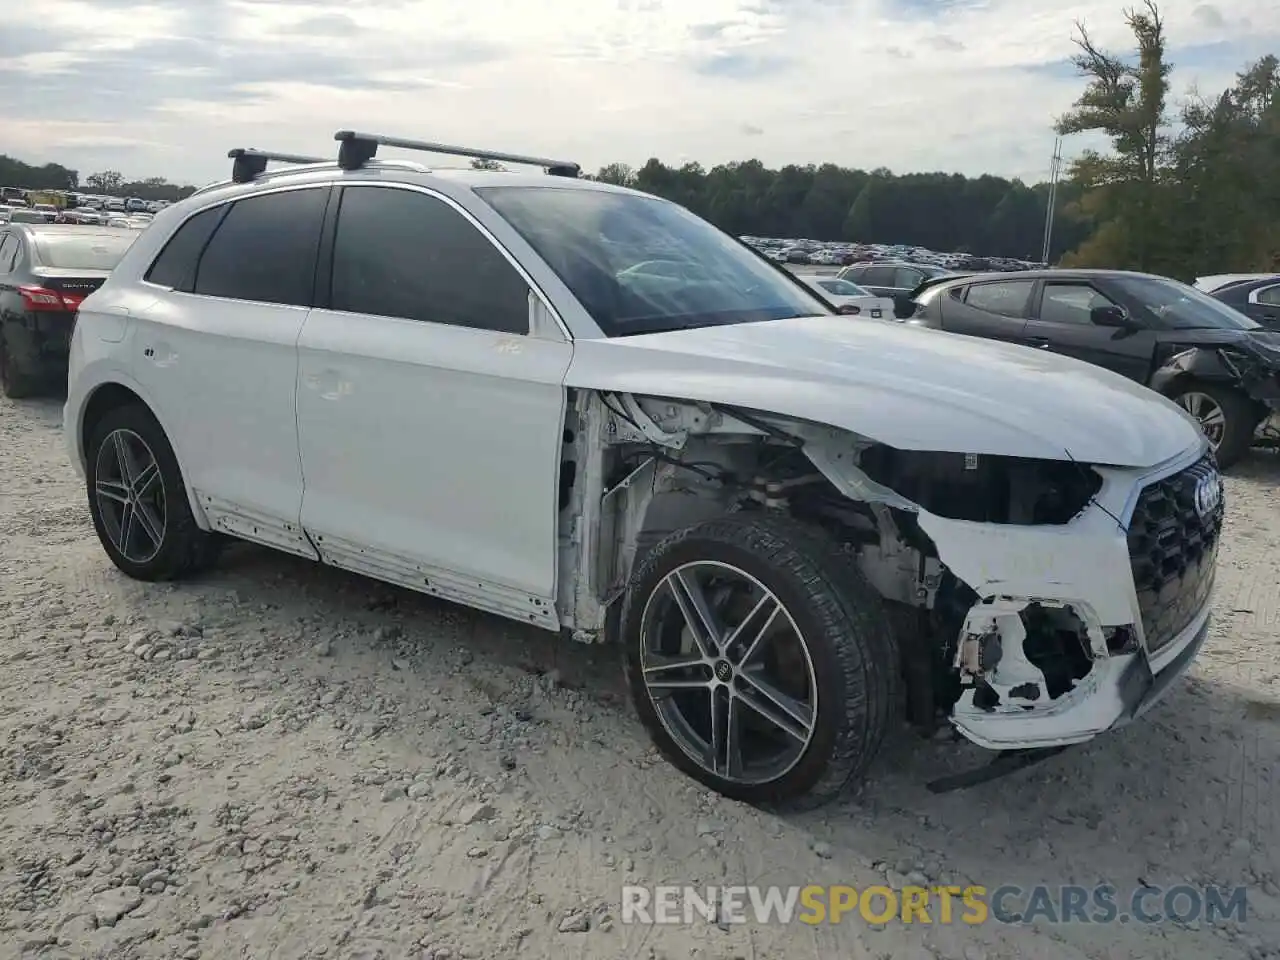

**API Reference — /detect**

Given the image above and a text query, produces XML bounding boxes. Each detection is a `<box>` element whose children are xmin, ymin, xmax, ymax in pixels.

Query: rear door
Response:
<box><xmin>1244</xmin><ymin>282</ymin><xmax>1280</xmax><ymax>327</ymax></box>
<box><xmin>858</xmin><ymin>265</ymin><xmax>898</xmax><ymax>297</ymax></box>
<box><xmin>129</xmin><ymin>186</ymin><xmax>330</xmax><ymax>556</ymax></box>
<box><xmin>939</xmin><ymin>277</ymin><xmax>1034</xmax><ymax>344</ymax></box>
<box><xmin>1024</xmin><ymin>279</ymin><xmax>1156</xmax><ymax>382</ymax></box>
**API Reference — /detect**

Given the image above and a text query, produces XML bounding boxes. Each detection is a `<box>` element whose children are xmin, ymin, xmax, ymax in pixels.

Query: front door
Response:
<box><xmin>1025</xmin><ymin>280</ymin><xmax>1156</xmax><ymax>382</ymax></box>
<box><xmin>129</xmin><ymin>186</ymin><xmax>330</xmax><ymax>556</ymax></box>
<box><xmin>295</xmin><ymin>184</ymin><xmax>572</xmax><ymax>627</ymax></box>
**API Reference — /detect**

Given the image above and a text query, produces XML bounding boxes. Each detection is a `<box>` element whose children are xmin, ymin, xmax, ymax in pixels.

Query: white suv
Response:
<box><xmin>64</xmin><ymin>132</ymin><xmax>1223</xmax><ymax>806</ymax></box>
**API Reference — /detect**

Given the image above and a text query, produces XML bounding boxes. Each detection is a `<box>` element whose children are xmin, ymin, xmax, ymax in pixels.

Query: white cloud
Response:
<box><xmin>1</xmin><ymin>0</ymin><xmax>1276</xmax><ymax>185</ymax></box>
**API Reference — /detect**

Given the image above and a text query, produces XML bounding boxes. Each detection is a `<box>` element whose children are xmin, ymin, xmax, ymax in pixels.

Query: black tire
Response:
<box><xmin>85</xmin><ymin>402</ymin><xmax>222</xmax><ymax>581</ymax></box>
<box><xmin>621</xmin><ymin>513</ymin><xmax>901</xmax><ymax>808</ymax></box>
<box><xmin>1170</xmin><ymin>382</ymin><xmax>1257</xmax><ymax>469</ymax></box>
<box><xmin>0</xmin><ymin>321</ymin><xmax>42</xmax><ymax>399</ymax></box>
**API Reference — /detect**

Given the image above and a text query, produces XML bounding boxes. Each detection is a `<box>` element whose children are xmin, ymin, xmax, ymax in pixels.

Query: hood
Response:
<box><xmin>565</xmin><ymin>315</ymin><xmax>1204</xmax><ymax>468</ymax></box>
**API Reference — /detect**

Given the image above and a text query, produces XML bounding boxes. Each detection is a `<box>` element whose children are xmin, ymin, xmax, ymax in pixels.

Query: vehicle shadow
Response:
<box><xmin>1232</xmin><ymin>447</ymin><xmax>1280</xmax><ymax>483</ymax></box>
<box><xmin>206</xmin><ymin>540</ymin><xmax>1276</xmax><ymax>882</ymax></box>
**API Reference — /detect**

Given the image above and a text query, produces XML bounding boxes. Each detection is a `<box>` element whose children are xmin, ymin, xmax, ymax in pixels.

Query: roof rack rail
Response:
<box><xmin>333</xmin><ymin>130</ymin><xmax>581</xmax><ymax>178</ymax></box>
<box><xmin>227</xmin><ymin>148</ymin><xmax>327</xmax><ymax>184</ymax></box>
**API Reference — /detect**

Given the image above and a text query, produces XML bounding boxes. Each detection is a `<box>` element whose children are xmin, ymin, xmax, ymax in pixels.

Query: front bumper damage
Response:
<box><xmin>802</xmin><ymin>430</ymin><xmax>1218</xmax><ymax>768</ymax></box>
<box><xmin>915</xmin><ymin>444</ymin><xmax>1218</xmax><ymax>753</ymax></box>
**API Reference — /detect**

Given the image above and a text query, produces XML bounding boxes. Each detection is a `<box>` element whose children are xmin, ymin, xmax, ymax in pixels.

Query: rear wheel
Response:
<box><xmin>1171</xmin><ymin>383</ymin><xmax>1257</xmax><ymax>468</ymax></box>
<box><xmin>0</xmin><ymin>321</ymin><xmax>42</xmax><ymax>399</ymax></box>
<box><xmin>85</xmin><ymin>403</ymin><xmax>222</xmax><ymax>580</ymax></box>
<box><xmin>621</xmin><ymin>514</ymin><xmax>900</xmax><ymax>808</ymax></box>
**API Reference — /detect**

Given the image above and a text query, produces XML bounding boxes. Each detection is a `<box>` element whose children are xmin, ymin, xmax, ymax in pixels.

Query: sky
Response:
<box><xmin>3</xmin><ymin>0</ymin><xmax>1277</xmax><ymax>188</ymax></box>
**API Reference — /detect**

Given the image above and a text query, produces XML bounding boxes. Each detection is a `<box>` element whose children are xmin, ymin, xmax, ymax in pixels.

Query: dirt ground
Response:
<box><xmin>2</xmin><ymin>393</ymin><xmax>1279</xmax><ymax>960</ymax></box>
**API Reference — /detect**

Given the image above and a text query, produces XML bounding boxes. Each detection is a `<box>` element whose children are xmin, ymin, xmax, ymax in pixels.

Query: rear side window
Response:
<box><xmin>894</xmin><ymin>267</ymin><xmax>924</xmax><ymax>289</ymax></box>
<box><xmin>145</xmin><ymin>205</ymin><xmax>225</xmax><ymax>289</ymax></box>
<box><xmin>965</xmin><ymin>280</ymin><xmax>1034</xmax><ymax>318</ymax></box>
<box><xmin>193</xmin><ymin>188</ymin><xmax>328</xmax><ymax>306</ymax></box>
<box><xmin>0</xmin><ymin>234</ymin><xmax>13</xmax><ymax>272</ymax></box>
<box><xmin>862</xmin><ymin>266</ymin><xmax>895</xmax><ymax>287</ymax></box>
<box><xmin>328</xmin><ymin>186</ymin><xmax>529</xmax><ymax>334</ymax></box>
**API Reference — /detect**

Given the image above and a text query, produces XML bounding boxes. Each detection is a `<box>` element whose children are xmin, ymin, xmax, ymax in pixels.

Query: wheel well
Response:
<box><xmin>1159</xmin><ymin>375</ymin><xmax>1266</xmax><ymax>418</ymax></box>
<box><xmin>80</xmin><ymin>383</ymin><xmax>148</xmax><ymax>463</ymax></box>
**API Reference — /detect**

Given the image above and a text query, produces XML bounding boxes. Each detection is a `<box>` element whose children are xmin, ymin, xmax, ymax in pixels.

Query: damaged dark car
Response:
<box><xmin>907</xmin><ymin>269</ymin><xmax>1280</xmax><ymax>467</ymax></box>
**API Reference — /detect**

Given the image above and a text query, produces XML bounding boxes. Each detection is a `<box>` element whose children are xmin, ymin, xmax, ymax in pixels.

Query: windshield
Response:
<box><xmin>1113</xmin><ymin>275</ymin><xmax>1260</xmax><ymax>330</ymax></box>
<box><xmin>32</xmin><ymin>232</ymin><xmax>136</xmax><ymax>270</ymax></box>
<box><xmin>476</xmin><ymin>186</ymin><xmax>831</xmax><ymax>336</ymax></box>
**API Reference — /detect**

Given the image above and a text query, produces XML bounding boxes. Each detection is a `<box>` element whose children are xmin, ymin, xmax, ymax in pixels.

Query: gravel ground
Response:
<box><xmin>2</xmin><ymin>393</ymin><xmax>1279</xmax><ymax>960</ymax></box>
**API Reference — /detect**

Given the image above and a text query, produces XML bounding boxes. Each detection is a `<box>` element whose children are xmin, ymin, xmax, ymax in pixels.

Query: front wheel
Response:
<box><xmin>1171</xmin><ymin>383</ymin><xmax>1257</xmax><ymax>469</ymax></box>
<box><xmin>85</xmin><ymin>403</ymin><xmax>222</xmax><ymax>581</ymax></box>
<box><xmin>621</xmin><ymin>514</ymin><xmax>900</xmax><ymax>808</ymax></box>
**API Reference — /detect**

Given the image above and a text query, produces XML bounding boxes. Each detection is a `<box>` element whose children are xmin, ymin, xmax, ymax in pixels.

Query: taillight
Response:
<box><xmin>17</xmin><ymin>285</ymin><xmax>85</xmax><ymax>312</ymax></box>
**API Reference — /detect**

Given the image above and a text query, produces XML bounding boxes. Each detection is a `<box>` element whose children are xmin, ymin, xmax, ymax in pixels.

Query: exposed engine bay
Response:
<box><xmin>554</xmin><ymin>389</ymin><xmax>1219</xmax><ymax>748</ymax></box>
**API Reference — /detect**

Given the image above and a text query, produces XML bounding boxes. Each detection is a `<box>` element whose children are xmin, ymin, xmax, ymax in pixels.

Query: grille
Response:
<box><xmin>1127</xmin><ymin>455</ymin><xmax>1223</xmax><ymax>655</ymax></box>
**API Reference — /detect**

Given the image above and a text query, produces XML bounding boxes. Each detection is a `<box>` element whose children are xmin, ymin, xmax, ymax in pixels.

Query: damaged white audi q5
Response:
<box><xmin>64</xmin><ymin>132</ymin><xmax>1224</xmax><ymax>807</ymax></box>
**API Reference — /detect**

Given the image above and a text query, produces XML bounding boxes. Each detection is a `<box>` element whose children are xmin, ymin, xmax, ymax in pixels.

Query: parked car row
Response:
<box><xmin>742</xmin><ymin>235</ymin><xmax>1043</xmax><ymax>273</ymax></box>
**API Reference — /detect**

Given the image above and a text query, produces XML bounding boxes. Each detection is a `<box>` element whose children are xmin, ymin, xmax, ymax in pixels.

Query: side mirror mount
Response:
<box><xmin>1091</xmin><ymin>304</ymin><xmax>1132</xmax><ymax>328</ymax></box>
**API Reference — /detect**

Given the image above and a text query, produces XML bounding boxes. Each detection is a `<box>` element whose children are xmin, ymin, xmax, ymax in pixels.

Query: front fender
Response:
<box><xmin>1152</xmin><ymin>345</ymin><xmax>1280</xmax><ymax>404</ymax></box>
<box><xmin>1150</xmin><ymin>346</ymin><xmax>1235</xmax><ymax>395</ymax></box>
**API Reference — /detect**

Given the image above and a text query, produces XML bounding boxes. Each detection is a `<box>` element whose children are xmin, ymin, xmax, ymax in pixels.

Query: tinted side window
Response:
<box><xmin>841</xmin><ymin>265</ymin><xmax>866</xmax><ymax>283</ymax></box>
<box><xmin>330</xmin><ymin>186</ymin><xmax>529</xmax><ymax>334</ymax></box>
<box><xmin>894</xmin><ymin>267</ymin><xmax>924</xmax><ymax>289</ymax></box>
<box><xmin>1258</xmin><ymin>285</ymin><xmax>1280</xmax><ymax>306</ymax></box>
<box><xmin>194</xmin><ymin>188</ymin><xmax>327</xmax><ymax>306</ymax></box>
<box><xmin>965</xmin><ymin>280</ymin><xmax>1034</xmax><ymax>318</ymax></box>
<box><xmin>1038</xmin><ymin>283</ymin><xmax>1115</xmax><ymax>325</ymax></box>
<box><xmin>863</xmin><ymin>266</ymin><xmax>895</xmax><ymax>287</ymax></box>
<box><xmin>145</xmin><ymin>205</ymin><xmax>225</xmax><ymax>290</ymax></box>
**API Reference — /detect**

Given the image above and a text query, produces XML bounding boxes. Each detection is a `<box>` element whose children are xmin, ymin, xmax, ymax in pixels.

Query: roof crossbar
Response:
<box><xmin>333</xmin><ymin>130</ymin><xmax>581</xmax><ymax>178</ymax></box>
<box><xmin>227</xmin><ymin>148</ymin><xmax>327</xmax><ymax>183</ymax></box>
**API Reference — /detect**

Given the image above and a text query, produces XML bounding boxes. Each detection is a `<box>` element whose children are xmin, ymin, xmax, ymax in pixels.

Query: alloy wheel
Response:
<box><xmin>1176</xmin><ymin>391</ymin><xmax>1227</xmax><ymax>449</ymax></box>
<box><xmin>93</xmin><ymin>428</ymin><xmax>167</xmax><ymax>563</ymax></box>
<box><xmin>638</xmin><ymin>561</ymin><xmax>818</xmax><ymax>785</ymax></box>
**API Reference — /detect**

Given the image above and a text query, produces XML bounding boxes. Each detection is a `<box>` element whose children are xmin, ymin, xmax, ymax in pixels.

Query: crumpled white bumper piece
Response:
<box><xmin>947</xmin><ymin>601</ymin><xmax>1210</xmax><ymax>750</ymax></box>
<box><xmin>916</xmin><ymin>446</ymin><xmax>1214</xmax><ymax>751</ymax></box>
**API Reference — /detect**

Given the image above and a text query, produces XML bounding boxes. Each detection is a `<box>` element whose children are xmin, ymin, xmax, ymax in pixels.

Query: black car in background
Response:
<box><xmin>0</xmin><ymin>224</ymin><xmax>138</xmax><ymax>398</ymax></box>
<box><xmin>1208</xmin><ymin>274</ymin><xmax>1280</xmax><ymax>328</ymax></box>
<box><xmin>908</xmin><ymin>268</ymin><xmax>1280</xmax><ymax>467</ymax></box>
<box><xmin>837</xmin><ymin>261</ymin><xmax>960</xmax><ymax>316</ymax></box>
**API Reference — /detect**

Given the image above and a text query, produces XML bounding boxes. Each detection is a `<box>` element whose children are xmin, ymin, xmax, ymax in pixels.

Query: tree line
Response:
<box><xmin>2</xmin><ymin>1</ymin><xmax>1273</xmax><ymax>278</ymax></box>
<box><xmin>1054</xmin><ymin>0</ymin><xmax>1278</xmax><ymax>279</ymax></box>
<box><xmin>0</xmin><ymin>158</ymin><xmax>196</xmax><ymax>203</ymax></box>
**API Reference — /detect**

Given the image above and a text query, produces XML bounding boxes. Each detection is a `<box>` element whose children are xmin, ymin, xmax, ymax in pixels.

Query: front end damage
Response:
<box><xmin>1152</xmin><ymin>342</ymin><xmax>1280</xmax><ymax>447</ymax></box>
<box><xmin>560</xmin><ymin>391</ymin><xmax>1222</xmax><ymax>763</ymax></box>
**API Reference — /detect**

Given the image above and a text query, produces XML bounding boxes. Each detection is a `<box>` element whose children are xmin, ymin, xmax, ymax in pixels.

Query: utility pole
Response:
<box><xmin>1041</xmin><ymin>137</ymin><xmax>1063</xmax><ymax>265</ymax></box>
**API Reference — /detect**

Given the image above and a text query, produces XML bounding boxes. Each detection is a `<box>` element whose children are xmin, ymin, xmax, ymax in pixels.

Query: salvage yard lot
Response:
<box><xmin>1</xmin><ymin>394</ymin><xmax>1279</xmax><ymax>960</ymax></box>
